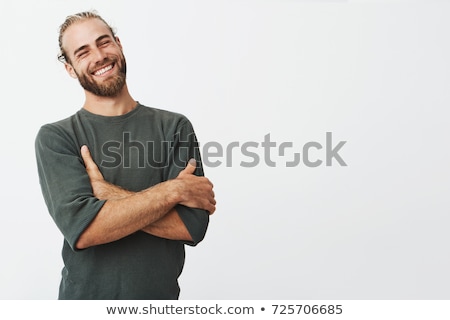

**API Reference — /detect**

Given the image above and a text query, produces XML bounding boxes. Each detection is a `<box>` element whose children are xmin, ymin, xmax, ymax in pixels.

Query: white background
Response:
<box><xmin>1</xmin><ymin>0</ymin><xmax>449</xmax><ymax>299</ymax></box>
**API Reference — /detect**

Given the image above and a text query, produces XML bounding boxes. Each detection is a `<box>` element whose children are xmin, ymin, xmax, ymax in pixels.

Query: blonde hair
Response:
<box><xmin>58</xmin><ymin>10</ymin><xmax>115</xmax><ymax>63</ymax></box>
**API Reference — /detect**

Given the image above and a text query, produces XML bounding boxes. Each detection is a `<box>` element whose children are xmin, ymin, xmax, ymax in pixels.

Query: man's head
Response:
<box><xmin>58</xmin><ymin>11</ymin><xmax>127</xmax><ymax>97</ymax></box>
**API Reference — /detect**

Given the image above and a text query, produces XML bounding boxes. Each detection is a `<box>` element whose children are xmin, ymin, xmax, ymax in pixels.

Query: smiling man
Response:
<box><xmin>35</xmin><ymin>11</ymin><xmax>216</xmax><ymax>300</ymax></box>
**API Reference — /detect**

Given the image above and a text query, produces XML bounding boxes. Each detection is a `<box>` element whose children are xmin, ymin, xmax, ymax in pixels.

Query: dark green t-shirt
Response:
<box><xmin>35</xmin><ymin>104</ymin><xmax>209</xmax><ymax>299</ymax></box>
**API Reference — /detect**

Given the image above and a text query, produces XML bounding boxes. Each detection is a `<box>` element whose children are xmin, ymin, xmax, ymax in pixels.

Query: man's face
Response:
<box><xmin>62</xmin><ymin>18</ymin><xmax>126</xmax><ymax>97</ymax></box>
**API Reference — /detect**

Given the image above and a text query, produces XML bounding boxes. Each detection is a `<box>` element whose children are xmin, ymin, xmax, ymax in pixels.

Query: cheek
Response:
<box><xmin>75</xmin><ymin>63</ymin><xmax>91</xmax><ymax>77</ymax></box>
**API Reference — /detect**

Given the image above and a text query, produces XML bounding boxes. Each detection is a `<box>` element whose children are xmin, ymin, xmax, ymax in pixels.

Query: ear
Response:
<box><xmin>64</xmin><ymin>63</ymin><xmax>78</xmax><ymax>79</ymax></box>
<box><xmin>115</xmin><ymin>36</ymin><xmax>123</xmax><ymax>49</ymax></box>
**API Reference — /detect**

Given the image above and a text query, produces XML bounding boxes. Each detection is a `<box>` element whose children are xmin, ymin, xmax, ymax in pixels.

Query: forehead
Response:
<box><xmin>62</xmin><ymin>18</ymin><xmax>113</xmax><ymax>54</ymax></box>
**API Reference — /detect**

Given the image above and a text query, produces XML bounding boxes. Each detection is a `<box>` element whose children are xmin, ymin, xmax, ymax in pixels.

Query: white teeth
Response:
<box><xmin>94</xmin><ymin>64</ymin><xmax>113</xmax><ymax>76</ymax></box>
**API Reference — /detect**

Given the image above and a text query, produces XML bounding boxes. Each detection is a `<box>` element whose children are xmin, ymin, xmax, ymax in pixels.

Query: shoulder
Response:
<box><xmin>35</xmin><ymin>113</ymin><xmax>81</xmax><ymax>147</ymax></box>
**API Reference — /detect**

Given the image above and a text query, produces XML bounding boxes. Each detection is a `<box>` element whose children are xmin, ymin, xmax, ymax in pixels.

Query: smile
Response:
<box><xmin>92</xmin><ymin>63</ymin><xmax>114</xmax><ymax>76</ymax></box>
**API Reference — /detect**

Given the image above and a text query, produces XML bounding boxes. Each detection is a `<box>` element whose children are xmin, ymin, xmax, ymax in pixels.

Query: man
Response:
<box><xmin>35</xmin><ymin>11</ymin><xmax>216</xmax><ymax>300</ymax></box>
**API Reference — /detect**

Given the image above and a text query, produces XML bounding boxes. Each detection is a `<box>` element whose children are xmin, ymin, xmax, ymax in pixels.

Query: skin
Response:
<box><xmin>60</xmin><ymin>18</ymin><xmax>216</xmax><ymax>249</ymax></box>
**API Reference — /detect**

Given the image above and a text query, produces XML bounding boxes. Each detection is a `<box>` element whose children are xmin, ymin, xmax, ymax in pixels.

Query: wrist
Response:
<box><xmin>163</xmin><ymin>179</ymin><xmax>184</xmax><ymax>205</ymax></box>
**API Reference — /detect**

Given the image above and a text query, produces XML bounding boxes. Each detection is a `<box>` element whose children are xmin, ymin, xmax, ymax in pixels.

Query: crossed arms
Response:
<box><xmin>75</xmin><ymin>145</ymin><xmax>216</xmax><ymax>250</ymax></box>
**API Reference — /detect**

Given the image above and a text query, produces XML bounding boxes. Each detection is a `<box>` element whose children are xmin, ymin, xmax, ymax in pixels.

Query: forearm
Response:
<box><xmin>141</xmin><ymin>208</ymin><xmax>193</xmax><ymax>241</ymax></box>
<box><xmin>76</xmin><ymin>145</ymin><xmax>215</xmax><ymax>249</ymax></box>
<box><xmin>94</xmin><ymin>182</ymin><xmax>191</xmax><ymax>241</ymax></box>
<box><xmin>76</xmin><ymin>181</ymin><xmax>180</xmax><ymax>249</ymax></box>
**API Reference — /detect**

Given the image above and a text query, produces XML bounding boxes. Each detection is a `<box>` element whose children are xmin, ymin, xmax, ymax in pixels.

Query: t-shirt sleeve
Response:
<box><xmin>35</xmin><ymin>124</ymin><xmax>106</xmax><ymax>251</ymax></box>
<box><xmin>167</xmin><ymin>117</ymin><xmax>210</xmax><ymax>246</ymax></box>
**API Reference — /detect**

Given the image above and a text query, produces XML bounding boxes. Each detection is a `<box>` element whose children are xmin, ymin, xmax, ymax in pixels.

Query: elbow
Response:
<box><xmin>75</xmin><ymin>238</ymin><xmax>88</xmax><ymax>250</ymax></box>
<box><xmin>74</xmin><ymin>232</ymin><xmax>93</xmax><ymax>250</ymax></box>
<box><xmin>187</xmin><ymin>210</ymin><xmax>209</xmax><ymax>246</ymax></box>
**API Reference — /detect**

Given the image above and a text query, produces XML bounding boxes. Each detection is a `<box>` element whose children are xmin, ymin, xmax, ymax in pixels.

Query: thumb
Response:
<box><xmin>179</xmin><ymin>158</ymin><xmax>197</xmax><ymax>176</ymax></box>
<box><xmin>81</xmin><ymin>145</ymin><xmax>94</xmax><ymax>167</ymax></box>
<box><xmin>81</xmin><ymin>145</ymin><xmax>103</xmax><ymax>180</ymax></box>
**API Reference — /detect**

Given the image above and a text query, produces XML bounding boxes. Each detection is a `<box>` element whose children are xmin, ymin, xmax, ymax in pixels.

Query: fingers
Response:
<box><xmin>204</xmin><ymin>185</ymin><xmax>216</xmax><ymax>214</ymax></box>
<box><xmin>178</xmin><ymin>176</ymin><xmax>217</xmax><ymax>214</ymax></box>
<box><xmin>81</xmin><ymin>145</ymin><xmax>104</xmax><ymax>180</ymax></box>
<box><xmin>206</xmin><ymin>191</ymin><xmax>216</xmax><ymax>214</ymax></box>
<box><xmin>209</xmin><ymin>193</ymin><xmax>216</xmax><ymax>214</ymax></box>
<box><xmin>207</xmin><ymin>201</ymin><xmax>216</xmax><ymax>215</ymax></box>
<box><xmin>173</xmin><ymin>158</ymin><xmax>217</xmax><ymax>214</ymax></box>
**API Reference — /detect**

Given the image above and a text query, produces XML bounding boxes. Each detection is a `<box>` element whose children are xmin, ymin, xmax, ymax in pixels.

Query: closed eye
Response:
<box><xmin>76</xmin><ymin>51</ymin><xmax>89</xmax><ymax>59</ymax></box>
<box><xmin>96</xmin><ymin>35</ymin><xmax>113</xmax><ymax>48</ymax></box>
<box><xmin>99</xmin><ymin>40</ymin><xmax>111</xmax><ymax>47</ymax></box>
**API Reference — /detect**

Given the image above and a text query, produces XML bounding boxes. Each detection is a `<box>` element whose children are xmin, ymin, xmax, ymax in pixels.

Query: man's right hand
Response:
<box><xmin>175</xmin><ymin>159</ymin><xmax>216</xmax><ymax>214</ymax></box>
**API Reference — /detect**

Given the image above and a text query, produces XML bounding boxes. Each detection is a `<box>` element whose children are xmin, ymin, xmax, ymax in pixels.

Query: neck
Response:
<box><xmin>82</xmin><ymin>84</ymin><xmax>137</xmax><ymax>116</ymax></box>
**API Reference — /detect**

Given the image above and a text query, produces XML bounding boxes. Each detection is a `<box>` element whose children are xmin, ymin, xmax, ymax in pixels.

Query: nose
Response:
<box><xmin>92</xmin><ymin>47</ymin><xmax>107</xmax><ymax>64</ymax></box>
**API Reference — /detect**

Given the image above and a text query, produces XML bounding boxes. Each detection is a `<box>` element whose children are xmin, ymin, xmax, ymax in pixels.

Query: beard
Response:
<box><xmin>75</xmin><ymin>55</ymin><xmax>127</xmax><ymax>97</ymax></box>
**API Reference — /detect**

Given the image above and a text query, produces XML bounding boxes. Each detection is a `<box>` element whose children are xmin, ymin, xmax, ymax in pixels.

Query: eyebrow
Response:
<box><xmin>73</xmin><ymin>34</ymin><xmax>113</xmax><ymax>57</ymax></box>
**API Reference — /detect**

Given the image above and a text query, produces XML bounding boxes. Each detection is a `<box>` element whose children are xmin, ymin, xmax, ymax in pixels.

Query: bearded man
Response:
<box><xmin>35</xmin><ymin>11</ymin><xmax>216</xmax><ymax>300</ymax></box>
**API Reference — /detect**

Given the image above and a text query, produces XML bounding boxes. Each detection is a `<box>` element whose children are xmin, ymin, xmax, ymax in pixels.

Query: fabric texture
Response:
<box><xmin>35</xmin><ymin>103</ymin><xmax>209</xmax><ymax>299</ymax></box>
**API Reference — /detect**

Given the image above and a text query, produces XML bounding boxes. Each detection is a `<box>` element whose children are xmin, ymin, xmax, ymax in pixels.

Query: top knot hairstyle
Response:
<box><xmin>57</xmin><ymin>10</ymin><xmax>116</xmax><ymax>64</ymax></box>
